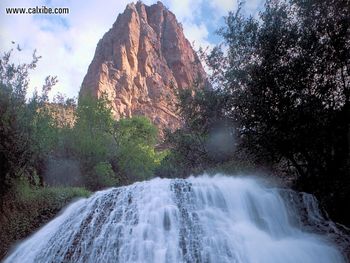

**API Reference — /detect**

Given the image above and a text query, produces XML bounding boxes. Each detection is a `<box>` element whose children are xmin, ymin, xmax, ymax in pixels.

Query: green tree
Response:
<box><xmin>162</xmin><ymin>85</ymin><xmax>236</xmax><ymax>176</ymax></box>
<box><xmin>210</xmin><ymin>0</ymin><xmax>350</xmax><ymax>224</ymax></box>
<box><xmin>92</xmin><ymin>161</ymin><xmax>118</xmax><ymax>189</ymax></box>
<box><xmin>74</xmin><ymin>95</ymin><xmax>115</xmax><ymax>158</ymax></box>
<box><xmin>115</xmin><ymin>116</ymin><xmax>161</xmax><ymax>181</ymax></box>
<box><xmin>73</xmin><ymin>94</ymin><xmax>118</xmax><ymax>189</ymax></box>
<box><xmin>0</xmin><ymin>48</ymin><xmax>58</xmax><ymax>196</ymax></box>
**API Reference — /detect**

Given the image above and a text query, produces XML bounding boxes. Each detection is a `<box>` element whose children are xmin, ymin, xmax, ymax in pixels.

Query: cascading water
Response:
<box><xmin>4</xmin><ymin>175</ymin><xmax>349</xmax><ymax>263</ymax></box>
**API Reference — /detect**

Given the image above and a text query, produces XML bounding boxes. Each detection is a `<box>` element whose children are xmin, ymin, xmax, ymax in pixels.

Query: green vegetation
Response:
<box><xmin>0</xmin><ymin>48</ymin><xmax>163</xmax><ymax>259</ymax></box>
<box><xmin>0</xmin><ymin>49</ymin><xmax>58</xmax><ymax>196</ymax></box>
<box><xmin>0</xmin><ymin>178</ymin><xmax>90</xmax><ymax>259</ymax></box>
<box><xmin>92</xmin><ymin>162</ymin><xmax>117</xmax><ymax>189</ymax></box>
<box><xmin>115</xmin><ymin>116</ymin><xmax>164</xmax><ymax>180</ymax></box>
<box><xmin>70</xmin><ymin>94</ymin><xmax>118</xmax><ymax>190</ymax></box>
<box><xmin>158</xmin><ymin>87</ymin><xmax>237</xmax><ymax>177</ymax></box>
<box><xmin>0</xmin><ymin>47</ymin><xmax>163</xmax><ymax>195</ymax></box>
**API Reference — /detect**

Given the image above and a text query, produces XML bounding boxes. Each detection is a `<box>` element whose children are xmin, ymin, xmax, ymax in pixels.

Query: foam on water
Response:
<box><xmin>4</xmin><ymin>175</ymin><xmax>348</xmax><ymax>263</ymax></box>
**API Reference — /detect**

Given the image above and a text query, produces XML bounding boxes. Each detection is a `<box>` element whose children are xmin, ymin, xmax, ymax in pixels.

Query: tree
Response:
<box><xmin>72</xmin><ymin>94</ymin><xmax>118</xmax><ymax>189</ymax></box>
<box><xmin>212</xmin><ymin>0</ymin><xmax>350</xmax><ymax>224</ymax></box>
<box><xmin>161</xmin><ymin>84</ymin><xmax>236</xmax><ymax>176</ymax></box>
<box><xmin>74</xmin><ymin>95</ymin><xmax>116</xmax><ymax>159</ymax></box>
<box><xmin>114</xmin><ymin>116</ymin><xmax>161</xmax><ymax>181</ymax></box>
<box><xmin>0</xmin><ymin>48</ymin><xmax>58</xmax><ymax>196</ymax></box>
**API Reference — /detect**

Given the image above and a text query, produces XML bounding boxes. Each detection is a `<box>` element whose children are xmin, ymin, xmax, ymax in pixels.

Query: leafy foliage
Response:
<box><xmin>115</xmin><ymin>116</ymin><xmax>157</xmax><ymax>145</ymax></box>
<box><xmin>0</xmin><ymin>49</ymin><xmax>58</xmax><ymax>196</ymax></box>
<box><xmin>191</xmin><ymin>0</ymin><xmax>349</xmax><ymax>225</ymax></box>
<box><xmin>71</xmin><ymin>95</ymin><xmax>118</xmax><ymax>189</ymax></box>
<box><xmin>92</xmin><ymin>162</ymin><xmax>118</xmax><ymax>189</ymax></box>
<box><xmin>161</xmin><ymin>85</ymin><xmax>236</xmax><ymax>176</ymax></box>
<box><xmin>165</xmin><ymin>0</ymin><xmax>350</xmax><ymax>225</ymax></box>
<box><xmin>0</xmin><ymin>178</ymin><xmax>90</xmax><ymax>259</ymax></box>
<box><xmin>115</xmin><ymin>116</ymin><xmax>163</xmax><ymax>180</ymax></box>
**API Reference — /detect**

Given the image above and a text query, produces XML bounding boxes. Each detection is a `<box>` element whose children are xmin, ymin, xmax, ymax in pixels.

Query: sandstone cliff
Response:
<box><xmin>80</xmin><ymin>1</ymin><xmax>207</xmax><ymax>137</ymax></box>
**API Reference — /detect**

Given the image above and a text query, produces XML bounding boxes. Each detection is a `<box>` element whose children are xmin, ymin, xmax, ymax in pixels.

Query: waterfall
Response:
<box><xmin>4</xmin><ymin>175</ymin><xmax>348</xmax><ymax>263</ymax></box>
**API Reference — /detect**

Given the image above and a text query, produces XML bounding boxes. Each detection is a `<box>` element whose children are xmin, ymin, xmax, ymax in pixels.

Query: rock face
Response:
<box><xmin>80</xmin><ymin>1</ymin><xmax>207</xmax><ymax>137</ymax></box>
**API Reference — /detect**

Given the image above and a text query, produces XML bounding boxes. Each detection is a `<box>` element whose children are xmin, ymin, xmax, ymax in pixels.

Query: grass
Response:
<box><xmin>0</xmin><ymin>179</ymin><xmax>90</xmax><ymax>260</ymax></box>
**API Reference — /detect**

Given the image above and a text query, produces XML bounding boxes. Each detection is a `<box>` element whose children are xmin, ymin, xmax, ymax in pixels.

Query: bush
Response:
<box><xmin>0</xmin><ymin>48</ymin><xmax>58</xmax><ymax>196</ymax></box>
<box><xmin>66</xmin><ymin>94</ymin><xmax>119</xmax><ymax>190</ymax></box>
<box><xmin>0</xmin><ymin>178</ymin><xmax>90</xmax><ymax>259</ymax></box>
<box><xmin>115</xmin><ymin>116</ymin><xmax>164</xmax><ymax>181</ymax></box>
<box><xmin>88</xmin><ymin>162</ymin><xmax>118</xmax><ymax>190</ymax></box>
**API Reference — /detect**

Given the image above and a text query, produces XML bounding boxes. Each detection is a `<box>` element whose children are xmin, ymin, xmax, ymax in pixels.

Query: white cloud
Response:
<box><xmin>0</xmin><ymin>0</ymin><xmax>131</xmax><ymax>99</ymax></box>
<box><xmin>161</xmin><ymin>0</ymin><xmax>215</xmax><ymax>52</ymax></box>
<box><xmin>183</xmin><ymin>22</ymin><xmax>213</xmax><ymax>50</ymax></box>
<box><xmin>209</xmin><ymin>0</ymin><xmax>237</xmax><ymax>15</ymax></box>
<box><xmin>166</xmin><ymin>0</ymin><xmax>203</xmax><ymax>23</ymax></box>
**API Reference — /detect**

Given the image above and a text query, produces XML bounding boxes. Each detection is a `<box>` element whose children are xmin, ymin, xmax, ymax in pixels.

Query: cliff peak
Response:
<box><xmin>80</xmin><ymin>1</ymin><xmax>207</xmax><ymax>138</ymax></box>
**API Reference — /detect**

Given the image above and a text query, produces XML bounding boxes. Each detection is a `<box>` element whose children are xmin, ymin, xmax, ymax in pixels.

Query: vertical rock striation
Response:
<box><xmin>80</xmin><ymin>1</ymin><xmax>207</xmax><ymax>137</ymax></box>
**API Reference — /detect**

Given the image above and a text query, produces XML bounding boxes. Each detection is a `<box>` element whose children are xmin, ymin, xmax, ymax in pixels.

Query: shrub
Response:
<box><xmin>89</xmin><ymin>162</ymin><xmax>118</xmax><ymax>190</ymax></box>
<box><xmin>0</xmin><ymin>178</ymin><xmax>90</xmax><ymax>259</ymax></box>
<box><xmin>115</xmin><ymin>116</ymin><xmax>164</xmax><ymax>181</ymax></box>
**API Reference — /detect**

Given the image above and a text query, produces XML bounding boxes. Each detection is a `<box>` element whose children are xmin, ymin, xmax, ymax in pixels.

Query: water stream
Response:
<box><xmin>4</xmin><ymin>175</ymin><xmax>348</xmax><ymax>263</ymax></box>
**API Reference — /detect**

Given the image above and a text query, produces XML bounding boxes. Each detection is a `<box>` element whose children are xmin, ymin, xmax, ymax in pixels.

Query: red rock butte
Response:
<box><xmin>80</xmin><ymin>1</ymin><xmax>207</xmax><ymax>138</ymax></box>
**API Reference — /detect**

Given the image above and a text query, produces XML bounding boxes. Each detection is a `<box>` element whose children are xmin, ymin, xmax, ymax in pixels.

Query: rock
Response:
<box><xmin>80</xmin><ymin>1</ymin><xmax>207</xmax><ymax>138</ymax></box>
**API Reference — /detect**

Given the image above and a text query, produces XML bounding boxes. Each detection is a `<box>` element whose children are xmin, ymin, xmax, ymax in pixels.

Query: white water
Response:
<box><xmin>4</xmin><ymin>175</ymin><xmax>347</xmax><ymax>263</ymax></box>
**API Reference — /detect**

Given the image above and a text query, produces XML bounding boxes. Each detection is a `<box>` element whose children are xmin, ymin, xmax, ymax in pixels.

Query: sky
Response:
<box><xmin>0</xmin><ymin>0</ymin><xmax>264</xmax><ymax>99</ymax></box>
